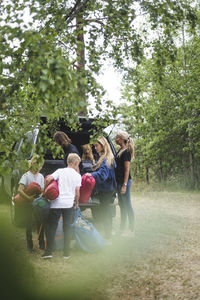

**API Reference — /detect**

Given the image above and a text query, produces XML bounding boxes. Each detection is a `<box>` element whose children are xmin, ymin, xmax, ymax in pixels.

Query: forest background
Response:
<box><xmin>0</xmin><ymin>0</ymin><xmax>200</xmax><ymax>198</ymax></box>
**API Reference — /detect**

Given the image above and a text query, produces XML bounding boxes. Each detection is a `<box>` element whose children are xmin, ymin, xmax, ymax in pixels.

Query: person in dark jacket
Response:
<box><xmin>53</xmin><ymin>131</ymin><xmax>81</xmax><ymax>169</ymax></box>
<box><xmin>85</xmin><ymin>136</ymin><xmax>116</xmax><ymax>241</ymax></box>
<box><xmin>115</xmin><ymin>131</ymin><xmax>134</xmax><ymax>236</ymax></box>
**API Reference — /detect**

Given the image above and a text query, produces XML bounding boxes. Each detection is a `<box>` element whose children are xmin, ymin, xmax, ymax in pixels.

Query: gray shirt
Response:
<box><xmin>19</xmin><ymin>171</ymin><xmax>44</xmax><ymax>190</ymax></box>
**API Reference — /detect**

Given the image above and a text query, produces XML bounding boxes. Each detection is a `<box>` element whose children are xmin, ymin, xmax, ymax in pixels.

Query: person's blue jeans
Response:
<box><xmin>46</xmin><ymin>208</ymin><xmax>73</xmax><ymax>256</ymax></box>
<box><xmin>98</xmin><ymin>191</ymin><xmax>113</xmax><ymax>239</ymax></box>
<box><xmin>117</xmin><ymin>179</ymin><xmax>134</xmax><ymax>232</ymax></box>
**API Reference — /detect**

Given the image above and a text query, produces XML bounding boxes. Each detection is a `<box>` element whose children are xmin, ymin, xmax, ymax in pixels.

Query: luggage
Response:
<box><xmin>79</xmin><ymin>174</ymin><xmax>95</xmax><ymax>204</ymax></box>
<box><xmin>43</xmin><ymin>176</ymin><xmax>59</xmax><ymax>200</ymax></box>
<box><xmin>71</xmin><ymin>207</ymin><xmax>106</xmax><ymax>253</ymax></box>
<box><xmin>13</xmin><ymin>182</ymin><xmax>42</xmax><ymax>205</ymax></box>
<box><xmin>32</xmin><ymin>196</ymin><xmax>50</xmax><ymax>224</ymax></box>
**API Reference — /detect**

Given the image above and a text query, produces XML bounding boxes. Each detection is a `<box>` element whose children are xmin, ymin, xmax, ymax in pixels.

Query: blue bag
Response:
<box><xmin>71</xmin><ymin>207</ymin><xmax>106</xmax><ymax>253</ymax></box>
<box><xmin>53</xmin><ymin>216</ymin><xmax>64</xmax><ymax>251</ymax></box>
<box><xmin>32</xmin><ymin>196</ymin><xmax>50</xmax><ymax>223</ymax></box>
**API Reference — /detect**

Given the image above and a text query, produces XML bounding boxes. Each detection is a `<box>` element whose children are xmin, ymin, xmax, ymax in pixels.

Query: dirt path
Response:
<box><xmin>106</xmin><ymin>191</ymin><xmax>200</xmax><ymax>299</ymax></box>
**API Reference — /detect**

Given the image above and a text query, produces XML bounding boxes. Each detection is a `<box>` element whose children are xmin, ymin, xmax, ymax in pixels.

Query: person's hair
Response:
<box><xmin>81</xmin><ymin>144</ymin><xmax>95</xmax><ymax>164</ymax></box>
<box><xmin>116</xmin><ymin>131</ymin><xmax>134</xmax><ymax>161</ymax></box>
<box><xmin>67</xmin><ymin>153</ymin><xmax>81</xmax><ymax>165</ymax></box>
<box><xmin>29</xmin><ymin>154</ymin><xmax>44</xmax><ymax>171</ymax></box>
<box><xmin>92</xmin><ymin>136</ymin><xmax>114</xmax><ymax>170</ymax></box>
<box><xmin>53</xmin><ymin>131</ymin><xmax>71</xmax><ymax>152</ymax></box>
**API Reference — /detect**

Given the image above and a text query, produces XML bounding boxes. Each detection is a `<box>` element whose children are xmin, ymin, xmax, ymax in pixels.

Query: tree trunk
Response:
<box><xmin>188</xmin><ymin>123</ymin><xmax>195</xmax><ymax>188</ymax></box>
<box><xmin>159</xmin><ymin>159</ymin><xmax>163</xmax><ymax>182</ymax></box>
<box><xmin>76</xmin><ymin>12</ymin><xmax>86</xmax><ymax>116</ymax></box>
<box><xmin>146</xmin><ymin>166</ymin><xmax>149</xmax><ymax>185</ymax></box>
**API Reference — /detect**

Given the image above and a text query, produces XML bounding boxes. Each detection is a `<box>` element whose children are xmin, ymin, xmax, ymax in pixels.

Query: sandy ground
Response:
<box><xmin>1</xmin><ymin>191</ymin><xmax>200</xmax><ymax>299</ymax></box>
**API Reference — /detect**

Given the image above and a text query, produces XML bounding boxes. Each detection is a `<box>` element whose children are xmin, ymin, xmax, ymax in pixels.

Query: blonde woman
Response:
<box><xmin>85</xmin><ymin>137</ymin><xmax>116</xmax><ymax>241</ymax></box>
<box><xmin>115</xmin><ymin>131</ymin><xmax>134</xmax><ymax>236</ymax></box>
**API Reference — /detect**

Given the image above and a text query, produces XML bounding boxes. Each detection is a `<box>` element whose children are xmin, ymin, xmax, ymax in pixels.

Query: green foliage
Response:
<box><xmin>119</xmin><ymin>2</ymin><xmax>200</xmax><ymax>188</ymax></box>
<box><xmin>0</xmin><ymin>0</ymin><xmax>199</xmax><ymax>181</ymax></box>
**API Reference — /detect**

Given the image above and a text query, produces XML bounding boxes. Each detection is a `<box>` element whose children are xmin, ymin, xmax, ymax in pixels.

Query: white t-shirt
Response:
<box><xmin>50</xmin><ymin>167</ymin><xmax>82</xmax><ymax>209</ymax></box>
<box><xmin>19</xmin><ymin>171</ymin><xmax>44</xmax><ymax>190</ymax></box>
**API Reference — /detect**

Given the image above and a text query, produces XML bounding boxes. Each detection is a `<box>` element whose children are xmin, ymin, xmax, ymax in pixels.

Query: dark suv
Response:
<box><xmin>9</xmin><ymin>117</ymin><xmax>117</xmax><ymax>226</ymax></box>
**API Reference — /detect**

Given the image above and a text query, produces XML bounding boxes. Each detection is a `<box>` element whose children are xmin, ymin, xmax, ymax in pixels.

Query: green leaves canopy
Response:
<box><xmin>0</xmin><ymin>0</ymin><xmax>198</xmax><ymax>177</ymax></box>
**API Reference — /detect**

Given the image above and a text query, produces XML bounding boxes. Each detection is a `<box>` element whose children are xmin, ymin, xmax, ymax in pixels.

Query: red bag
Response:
<box><xmin>13</xmin><ymin>182</ymin><xmax>42</xmax><ymax>205</ymax></box>
<box><xmin>79</xmin><ymin>174</ymin><xmax>95</xmax><ymax>204</ymax></box>
<box><xmin>43</xmin><ymin>176</ymin><xmax>59</xmax><ymax>201</ymax></box>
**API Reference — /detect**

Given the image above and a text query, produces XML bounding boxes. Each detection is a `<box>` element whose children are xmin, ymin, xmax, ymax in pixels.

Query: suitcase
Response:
<box><xmin>79</xmin><ymin>174</ymin><xmax>95</xmax><ymax>204</ymax></box>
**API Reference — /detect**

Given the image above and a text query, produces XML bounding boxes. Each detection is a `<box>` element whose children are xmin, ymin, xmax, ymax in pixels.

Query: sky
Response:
<box><xmin>97</xmin><ymin>66</ymin><xmax>123</xmax><ymax>105</ymax></box>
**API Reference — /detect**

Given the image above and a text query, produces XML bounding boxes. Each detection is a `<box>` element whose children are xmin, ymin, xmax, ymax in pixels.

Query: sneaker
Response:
<box><xmin>63</xmin><ymin>256</ymin><xmax>71</xmax><ymax>260</ymax></box>
<box><xmin>41</xmin><ymin>252</ymin><xmax>52</xmax><ymax>259</ymax></box>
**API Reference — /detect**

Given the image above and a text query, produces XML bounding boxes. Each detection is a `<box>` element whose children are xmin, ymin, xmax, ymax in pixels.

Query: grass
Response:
<box><xmin>1</xmin><ymin>190</ymin><xmax>200</xmax><ymax>299</ymax></box>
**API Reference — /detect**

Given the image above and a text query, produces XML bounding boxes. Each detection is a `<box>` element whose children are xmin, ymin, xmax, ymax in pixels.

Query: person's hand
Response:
<box><xmin>29</xmin><ymin>195</ymin><xmax>35</xmax><ymax>202</ymax></box>
<box><xmin>85</xmin><ymin>173</ymin><xmax>92</xmax><ymax>177</ymax></box>
<box><xmin>74</xmin><ymin>202</ymin><xmax>79</xmax><ymax>209</ymax></box>
<box><xmin>121</xmin><ymin>185</ymin><xmax>127</xmax><ymax>194</ymax></box>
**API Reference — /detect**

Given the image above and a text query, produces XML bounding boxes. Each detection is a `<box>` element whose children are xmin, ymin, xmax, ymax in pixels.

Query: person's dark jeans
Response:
<box><xmin>98</xmin><ymin>191</ymin><xmax>113</xmax><ymax>239</ymax></box>
<box><xmin>117</xmin><ymin>179</ymin><xmax>134</xmax><ymax>232</ymax></box>
<box><xmin>46</xmin><ymin>208</ymin><xmax>73</xmax><ymax>256</ymax></box>
<box><xmin>25</xmin><ymin>204</ymin><xmax>46</xmax><ymax>251</ymax></box>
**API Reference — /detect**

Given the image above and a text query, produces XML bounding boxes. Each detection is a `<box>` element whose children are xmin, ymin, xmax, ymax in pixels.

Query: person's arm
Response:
<box><xmin>74</xmin><ymin>186</ymin><xmax>80</xmax><ymax>209</ymax></box>
<box><xmin>18</xmin><ymin>184</ymin><xmax>34</xmax><ymax>202</ymax></box>
<box><xmin>90</xmin><ymin>162</ymin><xmax>109</xmax><ymax>184</ymax></box>
<box><xmin>121</xmin><ymin>161</ymin><xmax>130</xmax><ymax>194</ymax></box>
<box><xmin>44</xmin><ymin>175</ymin><xmax>54</xmax><ymax>189</ymax></box>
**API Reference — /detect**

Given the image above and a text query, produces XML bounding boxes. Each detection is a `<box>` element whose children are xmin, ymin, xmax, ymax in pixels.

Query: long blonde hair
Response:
<box><xmin>92</xmin><ymin>136</ymin><xmax>114</xmax><ymax>171</ymax></box>
<box><xmin>117</xmin><ymin>131</ymin><xmax>134</xmax><ymax>161</ymax></box>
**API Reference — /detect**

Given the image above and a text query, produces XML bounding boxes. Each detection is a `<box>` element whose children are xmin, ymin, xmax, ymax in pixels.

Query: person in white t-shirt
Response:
<box><xmin>42</xmin><ymin>153</ymin><xmax>81</xmax><ymax>259</ymax></box>
<box><xmin>18</xmin><ymin>154</ymin><xmax>44</xmax><ymax>252</ymax></box>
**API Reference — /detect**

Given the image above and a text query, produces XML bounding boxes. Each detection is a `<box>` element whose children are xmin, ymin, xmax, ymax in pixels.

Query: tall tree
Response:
<box><xmin>0</xmin><ymin>0</ymin><xmax>198</xmax><ymax>175</ymax></box>
<box><xmin>120</xmin><ymin>3</ymin><xmax>200</xmax><ymax>188</ymax></box>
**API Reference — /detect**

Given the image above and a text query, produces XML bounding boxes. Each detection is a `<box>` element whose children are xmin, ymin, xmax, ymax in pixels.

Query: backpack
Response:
<box><xmin>79</xmin><ymin>174</ymin><xmax>95</xmax><ymax>204</ymax></box>
<box><xmin>43</xmin><ymin>176</ymin><xmax>59</xmax><ymax>200</ymax></box>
